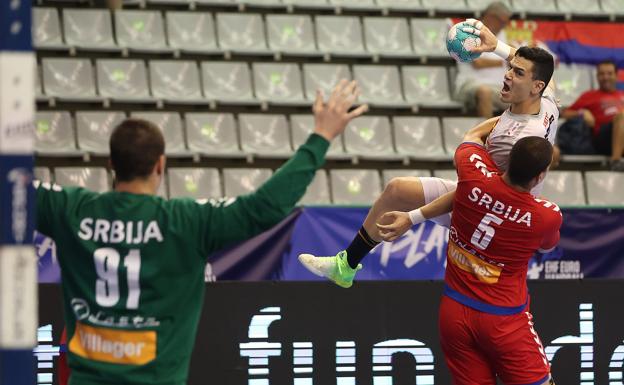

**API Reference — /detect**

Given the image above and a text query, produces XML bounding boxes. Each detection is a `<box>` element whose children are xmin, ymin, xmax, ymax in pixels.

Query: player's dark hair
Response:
<box><xmin>507</xmin><ymin>136</ymin><xmax>553</xmax><ymax>188</ymax></box>
<box><xmin>109</xmin><ymin>118</ymin><xmax>165</xmax><ymax>182</ymax></box>
<box><xmin>597</xmin><ymin>60</ymin><xmax>617</xmax><ymax>71</ymax></box>
<box><xmin>515</xmin><ymin>46</ymin><xmax>554</xmax><ymax>95</ymax></box>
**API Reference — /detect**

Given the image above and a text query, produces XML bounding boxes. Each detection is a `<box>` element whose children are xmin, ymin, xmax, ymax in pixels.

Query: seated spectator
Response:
<box><xmin>558</xmin><ymin>60</ymin><xmax>624</xmax><ymax>171</ymax></box>
<box><xmin>454</xmin><ymin>2</ymin><xmax>512</xmax><ymax>118</ymax></box>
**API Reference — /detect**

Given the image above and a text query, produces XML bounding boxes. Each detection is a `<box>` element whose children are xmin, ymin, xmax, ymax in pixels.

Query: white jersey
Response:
<box><xmin>485</xmin><ymin>87</ymin><xmax>559</xmax><ymax>196</ymax></box>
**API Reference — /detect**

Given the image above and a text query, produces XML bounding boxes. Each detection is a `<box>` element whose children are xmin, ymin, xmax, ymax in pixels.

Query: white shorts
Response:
<box><xmin>420</xmin><ymin>177</ymin><xmax>457</xmax><ymax>229</ymax></box>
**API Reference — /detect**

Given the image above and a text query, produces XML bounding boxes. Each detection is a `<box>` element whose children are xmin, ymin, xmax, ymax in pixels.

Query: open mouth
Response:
<box><xmin>501</xmin><ymin>82</ymin><xmax>511</xmax><ymax>96</ymax></box>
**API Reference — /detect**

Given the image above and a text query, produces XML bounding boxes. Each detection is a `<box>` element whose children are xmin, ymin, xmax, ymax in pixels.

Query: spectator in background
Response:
<box><xmin>454</xmin><ymin>2</ymin><xmax>512</xmax><ymax>118</ymax></box>
<box><xmin>558</xmin><ymin>61</ymin><xmax>624</xmax><ymax>171</ymax></box>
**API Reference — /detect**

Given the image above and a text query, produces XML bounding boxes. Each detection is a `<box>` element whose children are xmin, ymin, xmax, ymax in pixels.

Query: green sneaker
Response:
<box><xmin>298</xmin><ymin>251</ymin><xmax>362</xmax><ymax>288</ymax></box>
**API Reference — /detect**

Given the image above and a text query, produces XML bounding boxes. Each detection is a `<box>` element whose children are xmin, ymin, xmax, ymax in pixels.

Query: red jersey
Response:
<box><xmin>444</xmin><ymin>142</ymin><xmax>562</xmax><ymax>315</ymax></box>
<box><xmin>569</xmin><ymin>89</ymin><xmax>624</xmax><ymax>135</ymax></box>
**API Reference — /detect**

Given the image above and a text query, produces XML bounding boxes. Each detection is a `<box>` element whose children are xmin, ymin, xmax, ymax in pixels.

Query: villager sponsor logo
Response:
<box><xmin>447</xmin><ymin>240</ymin><xmax>502</xmax><ymax>284</ymax></box>
<box><xmin>69</xmin><ymin>322</ymin><xmax>156</xmax><ymax>365</ymax></box>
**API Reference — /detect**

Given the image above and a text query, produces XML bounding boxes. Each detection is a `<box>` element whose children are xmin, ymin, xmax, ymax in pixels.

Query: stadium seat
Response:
<box><xmin>96</xmin><ymin>59</ymin><xmax>152</xmax><ymax>102</ymax></box>
<box><xmin>115</xmin><ymin>10</ymin><xmax>169</xmax><ymax>52</ymax></box>
<box><xmin>201</xmin><ymin>62</ymin><xmax>258</xmax><ymax>105</ymax></box>
<box><xmin>585</xmin><ymin>171</ymin><xmax>624</xmax><ymax>205</ymax></box>
<box><xmin>238</xmin><ymin>114</ymin><xmax>293</xmax><ymax>157</ymax></box>
<box><xmin>194</xmin><ymin>0</ymin><xmax>235</xmax><ymax>5</ymax></box>
<box><xmin>344</xmin><ymin>116</ymin><xmax>399</xmax><ymax>159</ymax></box>
<box><xmin>330</xmin><ymin>169</ymin><xmax>382</xmax><ymax>205</ymax></box>
<box><xmin>216</xmin><ymin>13</ymin><xmax>269</xmax><ymax>54</ymax></box>
<box><xmin>465</xmin><ymin>0</ymin><xmax>512</xmax><ymax>11</ymax></box>
<box><xmin>330</xmin><ymin>0</ymin><xmax>377</xmax><ymax>10</ymax></box>
<box><xmin>403</xmin><ymin>66</ymin><xmax>461</xmax><ymax>109</ymax></box>
<box><xmin>441</xmin><ymin>117</ymin><xmax>482</xmax><ymax>154</ymax></box>
<box><xmin>382</xmin><ymin>169</ymin><xmax>432</xmax><ymax>185</ymax></box>
<box><xmin>63</xmin><ymin>9</ymin><xmax>117</xmax><ymax>51</ymax></box>
<box><xmin>511</xmin><ymin>0</ymin><xmax>559</xmax><ymax>14</ymax></box>
<box><xmin>541</xmin><ymin>171</ymin><xmax>586</xmax><ymax>206</ymax></box>
<box><xmin>167</xmin><ymin>168</ymin><xmax>222</xmax><ymax>199</ymax></box>
<box><xmin>315</xmin><ymin>16</ymin><xmax>368</xmax><ymax>57</ymax></box>
<box><xmin>353</xmin><ymin>65</ymin><xmax>410</xmax><ymax>108</ymax></box>
<box><xmin>376</xmin><ymin>0</ymin><xmax>425</xmax><ymax>11</ymax></box>
<box><xmin>299</xmin><ymin>170</ymin><xmax>331</xmax><ymax>205</ymax></box>
<box><xmin>252</xmin><ymin>63</ymin><xmax>307</xmax><ymax>106</ymax></box>
<box><xmin>223</xmin><ymin>168</ymin><xmax>273</xmax><ymax>197</ymax></box>
<box><xmin>393</xmin><ymin>117</ymin><xmax>448</xmax><ymax>160</ymax></box>
<box><xmin>601</xmin><ymin>0</ymin><xmax>624</xmax><ymax>15</ymax></box>
<box><xmin>363</xmin><ymin>17</ymin><xmax>413</xmax><ymax>58</ymax></box>
<box><xmin>185</xmin><ymin>112</ymin><xmax>244</xmax><ymax>157</ymax></box>
<box><xmin>421</xmin><ymin>0</ymin><xmax>468</xmax><ymax>12</ymax></box>
<box><xmin>36</xmin><ymin>68</ymin><xmax>45</xmax><ymax>101</ymax></box>
<box><xmin>433</xmin><ymin>169</ymin><xmax>458</xmax><ymax>182</ymax></box>
<box><xmin>54</xmin><ymin>167</ymin><xmax>110</xmax><ymax>193</ymax></box>
<box><xmin>410</xmin><ymin>18</ymin><xmax>450</xmax><ymax>58</ymax></box>
<box><xmin>35</xmin><ymin>111</ymin><xmax>78</xmax><ymax>155</ymax></box>
<box><xmin>130</xmin><ymin>112</ymin><xmax>188</xmax><ymax>155</ymax></box>
<box><xmin>554</xmin><ymin>64</ymin><xmax>593</xmax><ymax>107</ymax></box>
<box><xmin>166</xmin><ymin>11</ymin><xmax>220</xmax><ymax>53</ymax></box>
<box><xmin>302</xmin><ymin>64</ymin><xmax>351</xmax><ymax>101</ymax></box>
<box><xmin>34</xmin><ymin>167</ymin><xmax>52</xmax><ymax>184</ymax></box>
<box><xmin>266</xmin><ymin>14</ymin><xmax>318</xmax><ymax>55</ymax></box>
<box><xmin>76</xmin><ymin>111</ymin><xmax>125</xmax><ymax>155</ymax></box>
<box><xmin>283</xmin><ymin>0</ymin><xmax>332</xmax><ymax>9</ymax></box>
<box><xmin>290</xmin><ymin>114</ymin><xmax>345</xmax><ymax>158</ymax></box>
<box><xmin>41</xmin><ymin>58</ymin><xmax>100</xmax><ymax>102</ymax></box>
<box><xmin>150</xmin><ymin>60</ymin><xmax>205</xmax><ymax>103</ymax></box>
<box><xmin>33</xmin><ymin>8</ymin><xmax>65</xmax><ymax>49</ymax></box>
<box><xmin>238</xmin><ymin>0</ymin><xmax>285</xmax><ymax>8</ymax></box>
<box><xmin>557</xmin><ymin>0</ymin><xmax>603</xmax><ymax>15</ymax></box>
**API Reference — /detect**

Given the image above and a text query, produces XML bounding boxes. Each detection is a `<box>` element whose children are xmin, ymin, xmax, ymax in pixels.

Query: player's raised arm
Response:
<box><xmin>462</xmin><ymin>116</ymin><xmax>499</xmax><ymax>145</ymax></box>
<box><xmin>202</xmin><ymin>81</ymin><xmax>369</xmax><ymax>253</ymax></box>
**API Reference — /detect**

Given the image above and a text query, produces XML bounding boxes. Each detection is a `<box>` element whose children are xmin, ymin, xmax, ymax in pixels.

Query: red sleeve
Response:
<box><xmin>454</xmin><ymin>142</ymin><xmax>499</xmax><ymax>182</ymax></box>
<box><xmin>568</xmin><ymin>91</ymin><xmax>592</xmax><ymax>111</ymax></box>
<box><xmin>538</xmin><ymin>209</ymin><xmax>563</xmax><ymax>252</ymax></box>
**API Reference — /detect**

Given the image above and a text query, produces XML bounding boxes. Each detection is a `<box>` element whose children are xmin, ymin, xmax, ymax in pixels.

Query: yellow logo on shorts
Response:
<box><xmin>447</xmin><ymin>241</ymin><xmax>502</xmax><ymax>284</ymax></box>
<box><xmin>69</xmin><ymin>322</ymin><xmax>156</xmax><ymax>365</ymax></box>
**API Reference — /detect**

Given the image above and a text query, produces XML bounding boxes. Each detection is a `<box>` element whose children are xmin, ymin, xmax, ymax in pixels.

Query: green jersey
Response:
<box><xmin>36</xmin><ymin>134</ymin><xmax>329</xmax><ymax>385</ymax></box>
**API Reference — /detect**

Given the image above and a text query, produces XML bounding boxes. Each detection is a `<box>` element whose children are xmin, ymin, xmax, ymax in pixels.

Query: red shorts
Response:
<box><xmin>439</xmin><ymin>295</ymin><xmax>551</xmax><ymax>385</ymax></box>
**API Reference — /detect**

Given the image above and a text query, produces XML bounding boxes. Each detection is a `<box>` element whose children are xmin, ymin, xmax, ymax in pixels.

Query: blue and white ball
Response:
<box><xmin>446</xmin><ymin>22</ymin><xmax>482</xmax><ymax>63</ymax></box>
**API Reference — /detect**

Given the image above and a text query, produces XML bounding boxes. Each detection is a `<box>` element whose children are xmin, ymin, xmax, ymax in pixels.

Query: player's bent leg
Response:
<box><xmin>299</xmin><ymin>177</ymin><xmax>457</xmax><ymax>287</ymax></box>
<box><xmin>362</xmin><ymin>177</ymin><xmax>427</xmax><ymax>241</ymax></box>
<box><xmin>299</xmin><ymin>177</ymin><xmax>426</xmax><ymax>288</ymax></box>
<box><xmin>439</xmin><ymin>296</ymin><xmax>497</xmax><ymax>385</ymax></box>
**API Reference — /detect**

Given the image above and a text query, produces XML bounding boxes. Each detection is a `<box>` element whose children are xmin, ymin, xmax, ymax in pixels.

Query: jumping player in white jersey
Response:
<box><xmin>299</xmin><ymin>19</ymin><xmax>560</xmax><ymax>288</ymax></box>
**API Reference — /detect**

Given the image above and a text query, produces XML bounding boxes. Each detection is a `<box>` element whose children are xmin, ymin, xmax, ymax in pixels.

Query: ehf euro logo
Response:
<box><xmin>7</xmin><ymin>167</ymin><xmax>32</xmax><ymax>243</ymax></box>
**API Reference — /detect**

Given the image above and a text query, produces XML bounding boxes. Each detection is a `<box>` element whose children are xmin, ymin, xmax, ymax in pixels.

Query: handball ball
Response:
<box><xmin>446</xmin><ymin>21</ymin><xmax>482</xmax><ymax>63</ymax></box>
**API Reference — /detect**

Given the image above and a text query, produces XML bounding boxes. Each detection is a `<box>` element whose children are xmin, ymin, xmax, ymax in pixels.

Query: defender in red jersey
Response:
<box><xmin>378</xmin><ymin>135</ymin><xmax>561</xmax><ymax>385</ymax></box>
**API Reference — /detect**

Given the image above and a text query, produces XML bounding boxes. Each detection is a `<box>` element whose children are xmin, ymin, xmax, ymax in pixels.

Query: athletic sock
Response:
<box><xmin>345</xmin><ymin>226</ymin><xmax>380</xmax><ymax>269</ymax></box>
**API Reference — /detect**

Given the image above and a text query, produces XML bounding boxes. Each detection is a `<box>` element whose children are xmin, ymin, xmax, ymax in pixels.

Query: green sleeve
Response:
<box><xmin>36</xmin><ymin>182</ymin><xmax>69</xmax><ymax>239</ymax></box>
<box><xmin>201</xmin><ymin>133</ymin><xmax>329</xmax><ymax>254</ymax></box>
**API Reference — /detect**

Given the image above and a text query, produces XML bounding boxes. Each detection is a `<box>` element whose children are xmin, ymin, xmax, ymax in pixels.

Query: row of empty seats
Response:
<box><xmin>35</xmin><ymin>8</ymin><xmax>454</xmax><ymax>59</ymax></box>
<box><xmin>36</xmin><ymin>56</ymin><xmax>595</xmax><ymax>108</ymax></box>
<box><xmin>35</xmin><ymin>110</ymin><xmax>491</xmax><ymax>159</ymax></box>
<box><xmin>37</xmin><ymin>0</ymin><xmax>624</xmax><ymax>16</ymax></box>
<box><xmin>37</xmin><ymin>58</ymin><xmax>461</xmax><ymax>108</ymax></box>
<box><xmin>34</xmin><ymin>166</ymin><xmax>624</xmax><ymax>206</ymax></box>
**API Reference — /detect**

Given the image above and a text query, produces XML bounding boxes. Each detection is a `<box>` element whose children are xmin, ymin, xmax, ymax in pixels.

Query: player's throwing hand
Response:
<box><xmin>313</xmin><ymin>79</ymin><xmax>369</xmax><ymax>142</ymax></box>
<box><xmin>461</xmin><ymin>18</ymin><xmax>498</xmax><ymax>54</ymax></box>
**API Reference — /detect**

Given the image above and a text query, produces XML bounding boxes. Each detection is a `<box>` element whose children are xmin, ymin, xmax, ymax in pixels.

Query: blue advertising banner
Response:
<box><xmin>37</xmin><ymin>208</ymin><xmax>624</xmax><ymax>282</ymax></box>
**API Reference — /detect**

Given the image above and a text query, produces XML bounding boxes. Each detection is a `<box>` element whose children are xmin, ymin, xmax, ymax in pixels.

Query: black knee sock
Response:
<box><xmin>345</xmin><ymin>226</ymin><xmax>380</xmax><ymax>269</ymax></box>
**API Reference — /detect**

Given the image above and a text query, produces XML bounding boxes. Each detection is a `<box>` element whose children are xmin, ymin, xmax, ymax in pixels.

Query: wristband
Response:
<box><xmin>408</xmin><ymin>208</ymin><xmax>426</xmax><ymax>225</ymax></box>
<box><xmin>494</xmin><ymin>41</ymin><xmax>512</xmax><ymax>61</ymax></box>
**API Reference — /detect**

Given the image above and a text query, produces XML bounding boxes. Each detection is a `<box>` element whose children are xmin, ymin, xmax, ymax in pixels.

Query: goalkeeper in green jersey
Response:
<box><xmin>36</xmin><ymin>80</ymin><xmax>367</xmax><ymax>385</ymax></box>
